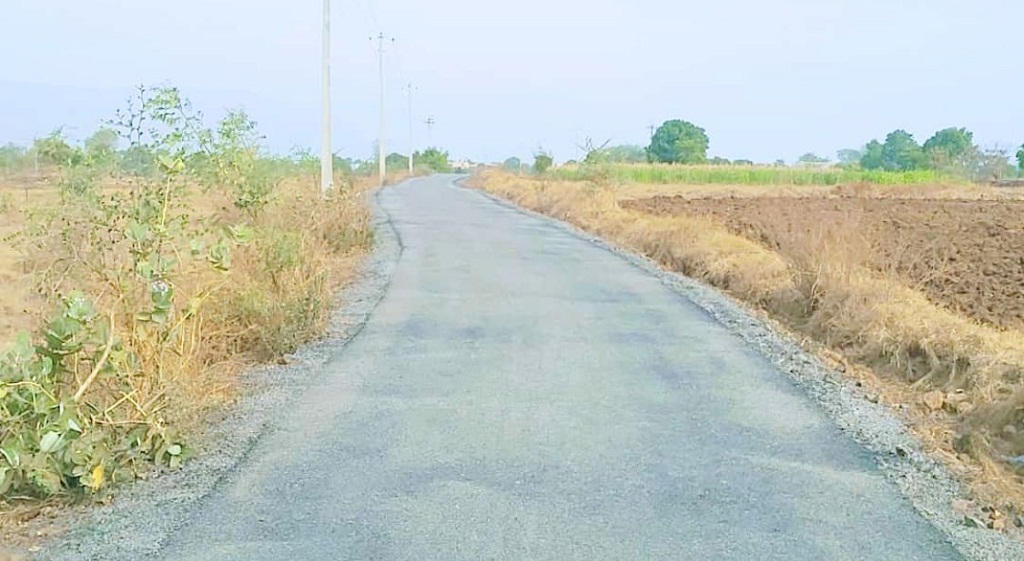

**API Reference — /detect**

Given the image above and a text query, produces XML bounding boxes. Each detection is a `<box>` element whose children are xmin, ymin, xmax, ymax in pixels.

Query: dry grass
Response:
<box><xmin>1</xmin><ymin>172</ymin><xmax>378</xmax><ymax>543</ymax></box>
<box><xmin>0</xmin><ymin>185</ymin><xmax>59</xmax><ymax>343</ymax></box>
<box><xmin>29</xmin><ymin>176</ymin><xmax>369</xmax><ymax>419</ymax></box>
<box><xmin>470</xmin><ymin>168</ymin><xmax>1024</xmax><ymax>525</ymax></box>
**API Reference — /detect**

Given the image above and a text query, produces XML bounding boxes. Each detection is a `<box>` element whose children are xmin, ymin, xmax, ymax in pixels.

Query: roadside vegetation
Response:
<box><xmin>469</xmin><ymin>160</ymin><xmax>1024</xmax><ymax>533</ymax></box>
<box><xmin>0</xmin><ymin>86</ymin><xmax>376</xmax><ymax>509</ymax></box>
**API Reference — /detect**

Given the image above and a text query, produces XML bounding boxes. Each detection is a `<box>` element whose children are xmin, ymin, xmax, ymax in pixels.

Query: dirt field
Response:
<box><xmin>622</xmin><ymin>196</ymin><xmax>1024</xmax><ymax>332</ymax></box>
<box><xmin>0</xmin><ymin>186</ymin><xmax>52</xmax><ymax>344</ymax></box>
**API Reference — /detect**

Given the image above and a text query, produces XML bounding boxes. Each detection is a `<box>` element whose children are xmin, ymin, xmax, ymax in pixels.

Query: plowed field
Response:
<box><xmin>622</xmin><ymin>196</ymin><xmax>1024</xmax><ymax>331</ymax></box>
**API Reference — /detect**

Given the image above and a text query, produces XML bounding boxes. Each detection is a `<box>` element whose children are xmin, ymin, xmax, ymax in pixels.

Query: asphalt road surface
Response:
<box><xmin>158</xmin><ymin>175</ymin><xmax>961</xmax><ymax>560</ymax></box>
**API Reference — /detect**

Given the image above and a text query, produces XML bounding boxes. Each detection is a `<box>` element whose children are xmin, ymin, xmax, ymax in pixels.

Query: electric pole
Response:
<box><xmin>320</xmin><ymin>0</ymin><xmax>333</xmax><ymax>193</ymax></box>
<box><xmin>374</xmin><ymin>33</ymin><xmax>393</xmax><ymax>187</ymax></box>
<box><xmin>424</xmin><ymin>116</ymin><xmax>436</xmax><ymax>147</ymax></box>
<box><xmin>404</xmin><ymin>82</ymin><xmax>414</xmax><ymax>176</ymax></box>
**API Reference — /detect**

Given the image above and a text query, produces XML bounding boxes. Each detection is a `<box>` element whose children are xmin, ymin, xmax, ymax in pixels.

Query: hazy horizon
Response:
<box><xmin>2</xmin><ymin>0</ymin><xmax>1023</xmax><ymax>163</ymax></box>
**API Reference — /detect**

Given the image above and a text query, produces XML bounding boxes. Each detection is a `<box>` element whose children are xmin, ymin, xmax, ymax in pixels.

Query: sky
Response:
<box><xmin>2</xmin><ymin>0</ymin><xmax>1023</xmax><ymax>163</ymax></box>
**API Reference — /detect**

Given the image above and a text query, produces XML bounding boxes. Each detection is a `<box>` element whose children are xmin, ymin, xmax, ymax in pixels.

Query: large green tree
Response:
<box><xmin>415</xmin><ymin>148</ymin><xmax>451</xmax><ymax>172</ymax></box>
<box><xmin>880</xmin><ymin>130</ymin><xmax>926</xmax><ymax>171</ymax></box>
<box><xmin>646</xmin><ymin>120</ymin><xmax>709</xmax><ymax>164</ymax></box>
<box><xmin>1017</xmin><ymin>144</ymin><xmax>1024</xmax><ymax>173</ymax></box>
<box><xmin>859</xmin><ymin>140</ymin><xmax>885</xmax><ymax>170</ymax></box>
<box><xmin>923</xmin><ymin>127</ymin><xmax>975</xmax><ymax>169</ymax></box>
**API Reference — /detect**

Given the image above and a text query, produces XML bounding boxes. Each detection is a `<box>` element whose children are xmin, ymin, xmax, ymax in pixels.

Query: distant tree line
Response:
<box><xmin>502</xmin><ymin>119</ymin><xmax>1024</xmax><ymax>181</ymax></box>
<box><xmin>837</xmin><ymin>127</ymin><xmax>1018</xmax><ymax>180</ymax></box>
<box><xmin>1</xmin><ymin>128</ymin><xmax>458</xmax><ymax>183</ymax></box>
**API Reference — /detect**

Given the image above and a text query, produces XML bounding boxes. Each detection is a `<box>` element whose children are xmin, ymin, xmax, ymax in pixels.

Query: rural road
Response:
<box><xmin>156</xmin><ymin>175</ymin><xmax>961</xmax><ymax>560</ymax></box>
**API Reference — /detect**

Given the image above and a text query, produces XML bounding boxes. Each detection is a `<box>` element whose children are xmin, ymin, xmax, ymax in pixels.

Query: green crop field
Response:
<box><xmin>551</xmin><ymin>163</ymin><xmax>959</xmax><ymax>186</ymax></box>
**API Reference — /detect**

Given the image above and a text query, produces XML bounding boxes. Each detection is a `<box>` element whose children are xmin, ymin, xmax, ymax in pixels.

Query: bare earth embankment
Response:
<box><xmin>469</xmin><ymin>168</ymin><xmax>1024</xmax><ymax>537</ymax></box>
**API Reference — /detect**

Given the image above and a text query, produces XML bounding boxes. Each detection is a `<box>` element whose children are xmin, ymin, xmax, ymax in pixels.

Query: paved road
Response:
<box><xmin>159</xmin><ymin>175</ymin><xmax>961</xmax><ymax>560</ymax></box>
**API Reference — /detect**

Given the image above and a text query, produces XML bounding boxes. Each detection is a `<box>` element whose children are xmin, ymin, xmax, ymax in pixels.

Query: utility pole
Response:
<box><xmin>320</xmin><ymin>0</ymin><xmax>333</xmax><ymax>193</ymax></box>
<box><xmin>374</xmin><ymin>33</ymin><xmax>393</xmax><ymax>187</ymax></box>
<box><xmin>648</xmin><ymin>124</ymin><xmax>656</xmax><ymax>138</ymax></box>
<box><xmin>424</xmin><ymin>116</ymin><xmax>436</xmax><ymax>147</ymax></box>
<box><xmin>404</xmin><ymin>82</ymin><xmax>414</xmax><ymax>175</ymax></box>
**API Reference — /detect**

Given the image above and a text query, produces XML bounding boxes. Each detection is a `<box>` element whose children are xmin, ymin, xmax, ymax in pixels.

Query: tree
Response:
<box><xmin>385</xmin><ymin>152</ymin><xmax>410</xmax><ymax>171</ymax></box>
<box><xmin>836</xmin><ymin>149</ymin><xmax>862</xmax><ymax>166</ymax></box>
<box><xmin>584</xmin><ymin>144</ymin><xmax>646</xmax><ymax>165</ymax></box>
<box><xmin>0</xmin><ymin>143</ymin><xmax>27</xmax><ymax>172</ymax></box>
<box><xmin>533</xmin><ymin>150</ymin><xmax>553</xmax><ymax>173</ymax></box>
<box><xmin>880</xmin><ymin>130</ymin><xmax>926</xmax><ymax>171</ymax></box>
<box><xmin>860</xmin><ymin>140</ymin><xmax>885</xmax><ymax>170</ymax></box>
<box><xmin>972</xmin><ymin>146</ymin><xmax>1015</xmax><ymax>181</ymax></box>
<box><xmin>923</xmin><ymin>127</ymin><xmax>974</xmax><ymax>169</ymax></box>
<box><xmin>708</xmin><ymin>156</ymin><xmax>731</xmax><ymax>165</ymax></box>
<box><xmin>331</xmin><ymin>154</ymin><xmax>353</xmax><ymax>175</ymax></box>
<box><xmin>1016</xmin><ymin>144</ymin><xmax>1024</xmax><ymax>173</ymax></box>
<box><xmin>83</xmin><ymin>127</ymin><xmax>119</xmax><ymax>170</ymax></box>
<box><xmin>797</xmin><ymin>153</ymin><xmax>829</xmax><ymax>164</ymax></box>
<box><xmin>603</xmin><ymin>145</ymin><xmax>647</xmax><ymax>163</ymax></box>
<box><xmin>415</xmin><ymin>148</ymin><xmax>451</xmax><ymax>172</ymax></box>
<box><xmin>84</xmin><ymin>128</ymin><xmax>118</xmax><ymax>157</ymax></box>
<box><xmin>502</xmin><ymin>157</ymin><xmax>522</xmax><ymax>172</ymax></box>
<box><xmin>646</xmin><ymin>120</ymin><xmax>709</xmax><ymax>164</ymax></box>
<box><xmin>33</xmin><ymin>129</ymin><xmax>80</xmax><ymax>166</ymax></box>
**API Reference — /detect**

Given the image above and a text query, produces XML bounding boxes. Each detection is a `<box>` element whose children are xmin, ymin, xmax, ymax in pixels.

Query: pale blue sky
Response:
<box><xmin>2</xmin><ymin>0</ymin><xmax>1022</xmax><ymax>163</ymax></box>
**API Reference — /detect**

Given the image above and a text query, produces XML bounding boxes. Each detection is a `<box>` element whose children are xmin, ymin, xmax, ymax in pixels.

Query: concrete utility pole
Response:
<box><xmin>374</xmin><ymin>33</ymin><xmax>393</xmax><ymax>187</ymax></box>
<box><xmin>424</xmin><ymin>116</ymin><xmax>436</xmax><ymax>147</ymax></box>
<box><xmin>320</xmin><ymin>0</ymin><xmax>333</xmax><ymax>193</ymax></box>
<box><xmin>404</xmin><ymin>82</ymin><xmax>414</xmax><ymax>175</ymax></box>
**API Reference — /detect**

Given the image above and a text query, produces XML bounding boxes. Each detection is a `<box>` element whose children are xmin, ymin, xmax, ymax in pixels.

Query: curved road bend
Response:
<box><xmin>159</xmin><ymin>175</ymin><xmax>960</xmax><ymax>560</ymax></box>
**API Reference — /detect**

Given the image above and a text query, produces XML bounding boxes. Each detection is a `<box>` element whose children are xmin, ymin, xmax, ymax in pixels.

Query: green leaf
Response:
<box><xmin>39</xmin><ymin>431</ymin><xmax>63</xmax><ymax>454</ymax></box>
<box><xmin>228</xmin><ymin>224</ymin><xmax>254</xmax><ymax>244</ymax></box>
<box><xmin>0</xmin><ymin>446</ymin><xmax>19</xmax><ymax>467</ymax></box>
<box><xmin>30</xmin><ymin>468</ymin><xmax>64</xmax><ymax>495</ymax></box>
<box><xmin>125</xmin><ymin>220</ymin><xmax>151</xmax><ymax>244</ymax></box>
<box><xmin>0</xmin><ymin>467</ymin><xmax>12</xmax><ymax>496</ymax></box>
<box><xmin>64</xmin><ymin>292</ymin><xmax>97</xmax><ymax>322</ymax></box>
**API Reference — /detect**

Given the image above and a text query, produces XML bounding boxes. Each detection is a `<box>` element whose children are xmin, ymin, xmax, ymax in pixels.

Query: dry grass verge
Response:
<box><xmin>0</xmin><ymin>86</ymin><xmax>393</xmax><ymax>531</ymax></box>
<box><xmin>469</xmin><ymin>168</ymin><xmax>1024</xmax><ymax>530</ymax></box>
<box><xmin>0</xmin><ymin>175</ymin><xmax>372</xmax><ymax>528</ymax></box>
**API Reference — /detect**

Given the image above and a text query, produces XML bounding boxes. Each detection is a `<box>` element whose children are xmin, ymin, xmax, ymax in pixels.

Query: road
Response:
<box><xmin>158</xmin><ymin>175</ymin><xmax>961</xmax><ymax>560</ymax></box>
